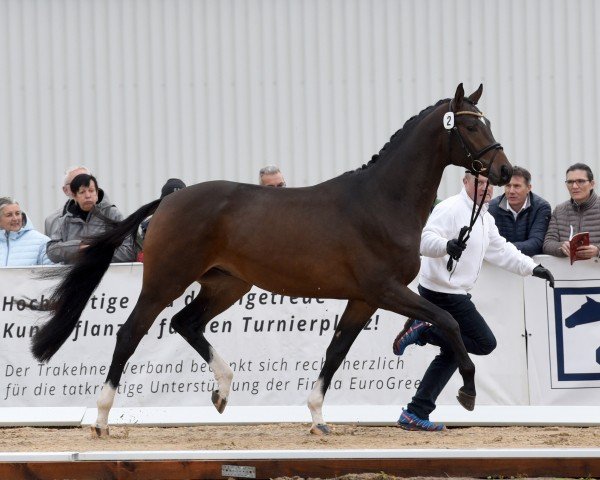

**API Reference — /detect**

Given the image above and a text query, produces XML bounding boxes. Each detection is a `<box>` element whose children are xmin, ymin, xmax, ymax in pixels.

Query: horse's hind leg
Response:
<box><xmin>94</xmin><ymin>290</ymin><xmax>174</xmax><ymax>436</ymax></box>
<box><xmin>308</xmin><ymin>300</ymin><xmax>376</xmax><ymax>435</ymax></box>
<box><xmin>378</xmin><ymin>283</ymin><xmax>476</xmax><ymax>411</ymax></box>
<box><xmin>170</xmin><ymin>270</ymin><xmax>251</xmax><ymax>413</ymax></box>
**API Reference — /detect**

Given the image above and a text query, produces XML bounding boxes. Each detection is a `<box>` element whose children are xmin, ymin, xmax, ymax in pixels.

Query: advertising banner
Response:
<box><xmin>1</xmin><ymin>262</ymin><xmax>529</xmax><ymax>423</ymax></box>
<box><xmin>525</xmin><ymin>256</ymin><xmax>600</xmax><ymax>405</ymax></box>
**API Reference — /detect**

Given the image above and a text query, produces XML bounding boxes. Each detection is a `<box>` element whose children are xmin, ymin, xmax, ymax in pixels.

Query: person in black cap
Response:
<box><xmin>160</xmin><ymin>178</ymin><xmax>186</xmax><ymax>198</ymax></box>
<box><xmin>135</xmin><ymin>178</ymin><xmax>187</xmax><ymax>261</ymax></box>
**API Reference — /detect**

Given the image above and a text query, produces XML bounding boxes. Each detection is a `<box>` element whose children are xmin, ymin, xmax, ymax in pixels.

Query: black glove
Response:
<box><xmin>446</xmin><ymin>238</ymin><xmax>467</xmax><ymax>259</ymax></box>
<box><xmin>532</xmin><ymin>264</ymin><xmax>555</xmax><ymax>288</ymax></box>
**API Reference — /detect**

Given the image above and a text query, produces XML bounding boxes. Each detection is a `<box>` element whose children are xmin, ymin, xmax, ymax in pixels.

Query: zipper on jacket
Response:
<box><xmin>3</xmin><ymin>232</ymin><xmax>9</xmax><ymax>266</ymax></box>
<box><xmin>474</xmin><ymin>216</ymin><xmax>485</xmax><ymax>284</ymax></box>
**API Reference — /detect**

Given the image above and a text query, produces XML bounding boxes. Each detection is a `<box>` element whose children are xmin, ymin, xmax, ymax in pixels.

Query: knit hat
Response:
<box><xmin>160</xmin><ymin>178</ymin><xmax>186</xmax><ymax>199</ymax></box>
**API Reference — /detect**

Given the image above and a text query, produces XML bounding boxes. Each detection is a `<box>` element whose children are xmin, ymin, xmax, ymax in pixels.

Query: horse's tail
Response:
<box><xmin>31</xmin><ymin>198</ymin><xmax>162</xmax><ymax>363</ymax></box>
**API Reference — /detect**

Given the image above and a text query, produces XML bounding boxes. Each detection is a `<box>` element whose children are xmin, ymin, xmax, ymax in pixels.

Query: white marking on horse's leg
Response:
<box><xmin>209</xmin><ymin>347</ymin><xmax>233</xmax><ymax>397</ymax></box>
<box><xmin>307</xmin><ymin>378</ymin><xmax>325</xmax><ymax>427</ymax></box>
<box><xmin>208</xmin><ymin>347</ymin><xmax>233</xmax><ymax>413</ymax></box>
<box><xmin>94</xmin><ymin>382</ymin><xmax>116</xmax><ymax>435</ymax></box>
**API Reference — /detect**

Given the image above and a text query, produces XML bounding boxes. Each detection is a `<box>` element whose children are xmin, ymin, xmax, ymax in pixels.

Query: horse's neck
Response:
<box><xmin>372</xmin><ymin>133</ymin><xmax>447</xmax><ymax>222</ymax></box>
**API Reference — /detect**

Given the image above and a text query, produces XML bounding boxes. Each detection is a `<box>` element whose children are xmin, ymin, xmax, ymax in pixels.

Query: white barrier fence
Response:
<box><xmin>0</xmin><ymin>256</ymin><xmax>598</xmax><ymax>426</ymax></box>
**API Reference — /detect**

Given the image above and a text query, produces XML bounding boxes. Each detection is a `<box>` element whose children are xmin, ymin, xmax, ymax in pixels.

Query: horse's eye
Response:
<box><xmin>466</xmin><ymin>125</ymin><xmax>478</xmax><ymax>132</ymax></box>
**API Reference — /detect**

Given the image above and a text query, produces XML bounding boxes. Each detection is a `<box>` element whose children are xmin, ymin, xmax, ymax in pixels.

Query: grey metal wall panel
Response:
<box><xmin>1</xmin><ymin>0</ymin><xmax>599</xmax><ymax>231</ymax></box>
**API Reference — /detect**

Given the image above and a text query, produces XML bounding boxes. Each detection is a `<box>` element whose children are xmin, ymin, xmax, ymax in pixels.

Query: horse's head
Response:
<box><xmin>444</xmin><ymin>83</ymin><xmax>512</xmax><ymax>186</ymax></box>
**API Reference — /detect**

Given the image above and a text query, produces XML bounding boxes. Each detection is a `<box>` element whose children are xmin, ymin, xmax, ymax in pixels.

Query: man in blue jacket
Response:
<box><xmin>488</xmin><ymin>166</ymin><xmax>551</xmax><ymax>256</ymax></box>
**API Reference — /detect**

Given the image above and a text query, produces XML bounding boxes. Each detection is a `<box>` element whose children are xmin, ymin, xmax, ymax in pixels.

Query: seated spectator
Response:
<box><xmin>135</xmin><ymin>178</ymin><xmax>186</xmax><ymax>261</ymax></box>
<box><xmin>0</xmin><ymin>197</ymin><xmax>53</xmax><ymax>266</ymax></box>
<box><xmin>259</xmin><ymin>165</ymin><xmax>286</xmax><ymax>187</ymax></box>
<box><xmin>543</xmin><ymin>163</ymin><xmax>600</xmax><ymax>259</ymax></box>
<box><xmin>45</xmin><ymin>165</ymin><xmax>90</xmax><ymax>237</ymax></box>
<box><xmin>488</xmin><ymin>166</ymin><xmax>551</xmax><ymax>256</ymax></box>
<box><xmin>46</xmin><ymin>174</ymin><xmax>135</xmax><ymax>264</ymax></box>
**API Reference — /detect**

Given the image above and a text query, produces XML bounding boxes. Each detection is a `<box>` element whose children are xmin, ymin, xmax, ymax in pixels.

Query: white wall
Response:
<box><xmin>1</xmin><ymin>0</ymin><xmax>599</xmax><ymax>227</ymax></box>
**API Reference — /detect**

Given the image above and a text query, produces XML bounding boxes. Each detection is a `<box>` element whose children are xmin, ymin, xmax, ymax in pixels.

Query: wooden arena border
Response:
<box><xmin>0</xmin><ymin>449</ymin><xmax>599</xmax><ymax>479</ymax></box>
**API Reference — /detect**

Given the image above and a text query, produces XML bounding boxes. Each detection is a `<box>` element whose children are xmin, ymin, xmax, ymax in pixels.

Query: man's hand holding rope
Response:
<box><xmin>447</xmin><ymin>238</ymin><xmax>467</xmax><ymax>260</ymax></box>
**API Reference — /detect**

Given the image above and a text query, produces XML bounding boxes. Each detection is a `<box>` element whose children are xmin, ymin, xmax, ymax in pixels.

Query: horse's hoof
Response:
<box><xmin>91</xmin><ymin>425</ymin><xmax>109</xmax><ymax>437</ymax></box>
<box><xmin>211</xmin><ymin>390</ymin><xmax>228</xmax><ymax>414</ymax></box>
<box><xmin>457</xmin><ymin>389</ymin><xmax>476</xmax><ymax>411</ymax></box>
<box><xmin>310</xmin><ymin>423</ymin><xmax>331</xmax><ymax>435</ymax></box>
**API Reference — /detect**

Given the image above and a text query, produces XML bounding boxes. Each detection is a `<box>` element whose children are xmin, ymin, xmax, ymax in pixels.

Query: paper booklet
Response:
<box><xmin>569</xmin><ymin>230</ymin><xmax>590</xmax><ymax>264</ymax></box>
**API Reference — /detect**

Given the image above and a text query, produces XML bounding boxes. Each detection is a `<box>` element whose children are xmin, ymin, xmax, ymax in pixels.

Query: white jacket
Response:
<box><xmin>419</xmin><ymin>188</ymin><xmax>537</xmax><ymax>294</ymax></box>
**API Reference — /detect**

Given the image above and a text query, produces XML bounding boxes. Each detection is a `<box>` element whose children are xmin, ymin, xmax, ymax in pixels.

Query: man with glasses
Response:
<box><xmin>543</xmin><ymin>163</ymin><xmax>600</xmax><ymax>259</ymax></box>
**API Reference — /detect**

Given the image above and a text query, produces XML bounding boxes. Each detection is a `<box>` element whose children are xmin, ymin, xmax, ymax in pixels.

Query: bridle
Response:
<box><xmin>444</xmin><ymin>99</ymin><xmax>504</xmax><ymax>273</ymax></box>
<box><xmin>445</xmin><ymin>98</ymin><xmax>503</xmax><ymax>174</ymax></box>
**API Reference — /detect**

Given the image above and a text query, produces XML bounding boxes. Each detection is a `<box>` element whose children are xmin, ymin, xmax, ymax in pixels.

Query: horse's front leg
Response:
<box><xmin>377</xmin><ymin>283</ymin><xmax>476</xmax><ymax>410</ymax></box>
<box><xmin>308</xmin><ymin>300</ymin><xmax>376</xmax><ymax>435</ymax></box>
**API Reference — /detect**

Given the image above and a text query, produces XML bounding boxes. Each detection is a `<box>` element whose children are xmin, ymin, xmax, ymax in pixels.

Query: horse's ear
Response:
<box><xmin>468</xmin><ymin>84</ymin><xmax>484</xmax><ymax>105</ymax></box>
<box><xmin>453</xmin><ymin>83</ymin><xmax>465</xmax><ymax>110</ymax></box>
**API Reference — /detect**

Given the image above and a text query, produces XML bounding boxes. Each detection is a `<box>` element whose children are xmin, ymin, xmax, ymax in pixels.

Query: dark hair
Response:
<box><xmin>509</xmin><ymin>165</ymin><xmax>531</xmax><ymax>185</ymax></box>
<box><xmin>566</xmin><ymin>163</ymin><xmax>594</xmax><ymax>181</ymax></box>
<box><xmin>70</xmin><ymin>174</ymin><xmax>98</xmax><ymax>194</ymax></box>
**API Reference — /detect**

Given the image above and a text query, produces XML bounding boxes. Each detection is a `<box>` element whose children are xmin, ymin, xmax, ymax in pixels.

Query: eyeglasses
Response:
<box><xmin>565</xmin><ymin>179</ymin><xmax>590</xmax><ymax>187</ymax></box>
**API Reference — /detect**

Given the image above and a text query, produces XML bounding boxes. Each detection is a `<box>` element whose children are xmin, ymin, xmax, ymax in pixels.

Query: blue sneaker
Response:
<box><xmin>392</xmin><ymin>319</ymin><xmax>428</xmax><ymax>356</ymax></box>
<box><xmin>397</xmin><ymin>409</ymin><xmax>445</xmax><ymax>432</ymax></box>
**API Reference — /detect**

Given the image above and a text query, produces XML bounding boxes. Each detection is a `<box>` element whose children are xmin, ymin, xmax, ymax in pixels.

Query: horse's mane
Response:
<box><xmin>346</xmin><ymin>98</ymin><xmax>449</xmax><ymax>174</ymax></box>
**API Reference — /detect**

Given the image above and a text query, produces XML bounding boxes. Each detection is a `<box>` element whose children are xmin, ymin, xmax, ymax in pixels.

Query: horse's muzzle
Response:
<box><xmin>500</xmin><ymin>164</ymin><xmax>513</xmax><ymax>185</ymax></box>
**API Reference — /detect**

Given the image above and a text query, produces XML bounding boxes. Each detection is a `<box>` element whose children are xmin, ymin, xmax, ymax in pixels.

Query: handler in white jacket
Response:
<box><xmin>392</xmin><ymin>172</ymin><xmax>555</xmax><ymax>432</ymax></box>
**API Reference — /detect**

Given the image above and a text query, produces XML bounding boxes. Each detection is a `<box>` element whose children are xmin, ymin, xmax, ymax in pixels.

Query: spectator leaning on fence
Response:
<box><xmin>543</xmin><ymin>163</ymin><xmax>600</xmax><ymax>259</ymax></box>
<box><xmin>46</xmin><ymin>174</ymin><xmax>135</xmax><ymax>264</ymax></box>
<box><xmin>0</xmin><ymin>197</ymin><xmax>53</xmax><ymax>266</ymax></box>
<box><xmin>488</xmin><ymin>166</ymin><xmax>551</xmax><ymax>256</ymax></box>
<box><xmin>44</xmin><ymin>165</ymin><xmax>90</xmax><ymax>237</ymax></box>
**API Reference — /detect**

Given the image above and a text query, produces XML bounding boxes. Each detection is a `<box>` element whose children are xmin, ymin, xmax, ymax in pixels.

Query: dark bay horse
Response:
<box><xmin>31</xmin><ymin>84</ymin><xmax>512</xmax><ymax>435</ymax></box>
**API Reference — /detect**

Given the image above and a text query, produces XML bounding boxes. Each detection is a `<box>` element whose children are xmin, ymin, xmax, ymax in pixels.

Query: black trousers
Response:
<box><xmin>406</xmin><ymin>285</ymin><xmax>497</xmax><ymax>420</ymax></box>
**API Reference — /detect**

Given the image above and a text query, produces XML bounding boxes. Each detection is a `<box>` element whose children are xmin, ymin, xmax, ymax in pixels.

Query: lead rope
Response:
<box><xmin>446</xmin><ymin>174</ymin><xmax>490</xmax><ymax>274</ymax></box>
